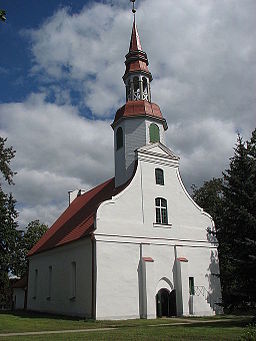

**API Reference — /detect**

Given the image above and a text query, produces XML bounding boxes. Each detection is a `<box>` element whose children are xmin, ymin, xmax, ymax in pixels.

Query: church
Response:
<box><xmin>27</xmin><ymin>7</ymin><xmax>222</xmax><ymax>320</ymax></box>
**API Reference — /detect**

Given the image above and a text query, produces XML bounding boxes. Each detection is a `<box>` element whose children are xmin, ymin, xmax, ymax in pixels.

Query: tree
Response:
<box><xmin>191</xmin><ymin>130</ymin><xmax>256</xmax><ymax>312</ymax></box>
<box><xmin>16</xmin><ymin>220</ymin><xmax>48</xmax><ymax>277</ymax></box>
<box><xmin>221</xmin><ymin>132</ymin><xmax>256</xmax><ymax>310</ymax></box>
<box><xmin>191</xmin><ymin>177</ymin><xmax>223</xmax><ymax>230</ymax></box>
<box><xmin>0</xmin><ymin>137</ymin><xmax>18</xmax><ymax>308</ymax></box>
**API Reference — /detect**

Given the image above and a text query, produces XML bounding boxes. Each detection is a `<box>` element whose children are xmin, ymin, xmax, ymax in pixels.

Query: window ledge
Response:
<box><xmin>153</xmin><ymin>223</ymin><xmax>172</xmax><ymax>228</ymax></box>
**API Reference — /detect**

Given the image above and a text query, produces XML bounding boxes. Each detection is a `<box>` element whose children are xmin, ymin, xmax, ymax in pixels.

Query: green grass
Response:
<box><xmin>0</xmin><ymin>311</ymin><xmax>253</xmax><ymax>340</ymax></box>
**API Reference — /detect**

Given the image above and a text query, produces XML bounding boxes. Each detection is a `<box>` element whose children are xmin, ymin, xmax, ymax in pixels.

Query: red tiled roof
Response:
<box><xmin>112</xmin><ymin>100</ymin><xmax>166</xmax><ymax>127</ymax></box>
<box><xmin>28</xmin><ymin>177</ymin><xmax>129</xmax><ymax>256</ymax></box>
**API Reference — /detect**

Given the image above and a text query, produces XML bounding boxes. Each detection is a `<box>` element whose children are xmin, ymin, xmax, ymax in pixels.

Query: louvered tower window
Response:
<box><xmin>149</xmin><ymin>123</ymin><xmax>160</xmax><ymax>143</ymax></box>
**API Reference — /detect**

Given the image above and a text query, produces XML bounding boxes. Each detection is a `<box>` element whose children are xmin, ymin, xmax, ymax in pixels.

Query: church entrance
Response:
<box><xmin>156</xmin><ymin>289</ymin><xmax>177</xmax><ymax>317</ymax></box>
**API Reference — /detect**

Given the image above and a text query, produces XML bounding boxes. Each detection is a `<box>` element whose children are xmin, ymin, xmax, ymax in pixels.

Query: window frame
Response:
<box><xmin>155</xmin><ymin>197</ymin><xmax>168</xmax><ymax>225</ymax></box>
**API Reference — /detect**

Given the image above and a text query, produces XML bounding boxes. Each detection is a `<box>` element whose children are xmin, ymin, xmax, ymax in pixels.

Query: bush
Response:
<box><xmin>240</xmin><ymin>323</ymin><xmax>256</xmax><ymax>341</ymax></box>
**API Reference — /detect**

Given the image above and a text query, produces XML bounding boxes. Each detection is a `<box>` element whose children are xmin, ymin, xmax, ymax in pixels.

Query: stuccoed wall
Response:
<box><xmin>96</xmin><ymin>241</ymin><xmax>140</xmax><ymax>320</ymax></box>
<box><xmin>95</xmin><ymin>143</ymin><xmax>221</xmax><ymax>319</ymax></box>
<box><xmin>27</xmin><ymin>238</ymin><xmax>92</xmax><ymax>317</ymax></box>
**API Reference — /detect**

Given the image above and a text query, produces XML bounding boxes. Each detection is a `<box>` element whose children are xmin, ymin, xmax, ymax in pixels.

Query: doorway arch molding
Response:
<box><xmin>155</xmin><ymin>277</ymin><xmax>174</xmax><ymax>294</ymax></box>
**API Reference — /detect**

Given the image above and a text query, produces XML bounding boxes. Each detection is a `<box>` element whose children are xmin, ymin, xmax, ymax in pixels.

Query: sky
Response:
<box><xmin>0</xmin><ymin>0</ymin><xmax>255</xmax><ymax>229</ymax></box>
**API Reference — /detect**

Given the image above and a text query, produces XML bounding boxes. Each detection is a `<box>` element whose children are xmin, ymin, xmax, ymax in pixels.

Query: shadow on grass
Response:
<box><xmin>0</xmin><ymin>310</ymin><xmax>93</xmax><ymax>322</ymax></box>
<box><xmin>0</xmin><ymin>311</ymin><xmax>253</xmax><ymax>330</ymax></box>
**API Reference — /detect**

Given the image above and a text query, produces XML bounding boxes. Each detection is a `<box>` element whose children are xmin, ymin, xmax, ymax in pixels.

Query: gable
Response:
<box><xmin>137</xmin><ymin>142</ymin><xmax>179</xmax><ymax>160</ymax></box>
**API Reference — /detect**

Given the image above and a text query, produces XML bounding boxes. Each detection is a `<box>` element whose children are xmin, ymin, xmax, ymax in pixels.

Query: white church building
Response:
<box><xmin>27</xmin><ymin>14</ymin><xmax>222</xmax><ymax>320</ymax></box>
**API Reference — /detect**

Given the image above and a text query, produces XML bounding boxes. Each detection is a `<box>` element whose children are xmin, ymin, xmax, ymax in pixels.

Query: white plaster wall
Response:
<box><xmin>179</xmin><ymin>246</ymin><xmax>222</xmax><ymax>315</ymax></box>
<box><xmin>27</xmin><ymin>238</ymin><xmax>92</xmax><ymax>317</ymax></box>
<box><xmin>95</xmin><ymin>144</ymin><xmax>221</xmax><ymax>319</ymax></box>
<box><xmin>13</xmin><ymin>288</ymin><xmax>25</xmax><ymax>310</ymax></box>
<box><xmin>95</xmin><ymin>241</ymin><xmax>140</xmax><ymax>320</ymax></box>
<box><xmin>98</xmin><ymin>145</ymin><xmax>213</xmax><ymax>242</ymax></box>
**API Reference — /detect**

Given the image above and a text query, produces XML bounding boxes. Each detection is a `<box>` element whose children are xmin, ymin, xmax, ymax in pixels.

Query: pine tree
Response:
<box><xmin>222</xmin><ymin>132</ymin><xmax>256</xmax><ymax>310</ymax></box>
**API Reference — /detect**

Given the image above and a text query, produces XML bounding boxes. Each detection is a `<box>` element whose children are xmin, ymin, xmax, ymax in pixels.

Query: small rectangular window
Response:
<box><xmin>189</xmin><ymin>277</ymin><xmax>195</xmax><ymax>295</ymax></box>
<box><xmin>71</xmin><ymin>262</ymin><xmax>76</xmax><ymax>299</ymax></box>
<box><xmin>155</xmin><ymin>168</ymin><xmax>164</xmax><ymax>185</ymax></box>
<box><xmin>47</xmin><ymin>266</ymin><xmax>52</xmax><ymax>299</ymax></box>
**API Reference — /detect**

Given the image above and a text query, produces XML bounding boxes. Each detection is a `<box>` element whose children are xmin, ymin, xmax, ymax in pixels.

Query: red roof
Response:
<box><xmin>112</xmin><ymin>100</ymin><xmax>167</xmax><ymax>128</ymax></box>
<box><xmin>28</xmin><ymin>177</ymin><xmax>129</xmax><ymax>256</ymax></box>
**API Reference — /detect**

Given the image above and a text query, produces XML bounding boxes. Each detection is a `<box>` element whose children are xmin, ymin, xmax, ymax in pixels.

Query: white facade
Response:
<box><xmin>95</xmin><ymin>143</ymin><xmax>222</xmax><ymax>319</ymax></box>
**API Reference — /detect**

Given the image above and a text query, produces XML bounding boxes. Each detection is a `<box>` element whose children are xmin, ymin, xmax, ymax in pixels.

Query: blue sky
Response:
<box><xmin>0</xmin><ymin>0</ymin><xmax>92</xmax><ymax>106</ymax></box>
<box><xmin>0</xmin><ymin>0</ymin><xmax>255</xmax><ymax>228</ymax></box>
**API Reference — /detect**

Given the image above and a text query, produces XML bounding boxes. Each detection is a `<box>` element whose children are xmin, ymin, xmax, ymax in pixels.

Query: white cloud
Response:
<box><xmin>0</xmin><ymin>93</ymin><xmax>113</xmax><ymax>227</ymax></box>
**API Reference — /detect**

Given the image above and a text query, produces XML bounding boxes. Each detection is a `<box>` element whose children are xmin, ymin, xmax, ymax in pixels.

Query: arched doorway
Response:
<box><xmin>156</xmin><ymin>289</ymin><xmax>177</xmax><ymax>317</ymax></box>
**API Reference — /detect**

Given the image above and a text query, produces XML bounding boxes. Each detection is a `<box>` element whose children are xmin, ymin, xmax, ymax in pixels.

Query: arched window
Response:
<box><xmin>142</xmin><ymin>77</ymin><xmax>148</xmax><ymax>100</ymax></box>
<box><xmin>149</xmin><ymin>123</ymin><xmax>160</xmax><ymax>143</ymax></box>
<box><xmin>155</xmin><ymin>168</ymin><xmax>164</xmax><ymax>185</ymax></box>
<box><xmin>155</xmin><ymin>197</ymin><xmax>168</xmax><ymax>224</ymax></box>
<box><xmin>116</xmin><ymin>127</ymin><xmax>123</xmax><ymax>150</ymax></box>
<box><xmin>133</xmin><ymin>76</ymin><xmax>140</xmax><ymax>100</ymax></box>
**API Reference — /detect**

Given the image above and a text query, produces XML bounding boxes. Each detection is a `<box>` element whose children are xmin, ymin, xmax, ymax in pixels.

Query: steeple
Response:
<box><xmin>112</xmin><ymin>2</ymin><xmax>168</xmax><ymax>187</ymax></box>
<box><xmin>123</xmin><ymin>17</ymin><xmax>152</xmax><ymax>101</ymax></box>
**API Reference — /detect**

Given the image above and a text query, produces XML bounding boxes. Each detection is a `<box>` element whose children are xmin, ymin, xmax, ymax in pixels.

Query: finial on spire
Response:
<box><xmin>130</xmin><ymin>0</ymin><xmax>136</xmax><ymax>15</ymax></box>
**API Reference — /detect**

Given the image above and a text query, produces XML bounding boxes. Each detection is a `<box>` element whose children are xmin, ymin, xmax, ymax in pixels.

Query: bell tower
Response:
<box><xmin>112</xmin><ymin>1</ymin><xmax>168</xmax><ymax>187</ymax></box>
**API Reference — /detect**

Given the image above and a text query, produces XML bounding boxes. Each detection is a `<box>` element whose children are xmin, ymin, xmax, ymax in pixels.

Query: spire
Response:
<box><xmin>123</xmin><ymin>3</ymin><xmax>152</xmax><ymax>85</ymax></box>
<box><xmin>129</xmin><ymin>20</ymin><xmax>142</xmax><ymax>52</ymax></box>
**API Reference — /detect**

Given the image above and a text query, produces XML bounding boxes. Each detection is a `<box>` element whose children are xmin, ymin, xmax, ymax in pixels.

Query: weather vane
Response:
<box><xmin>130</xmin><ymin>0</ymin><xmax>136</xmax><ymax>15</ymax></box>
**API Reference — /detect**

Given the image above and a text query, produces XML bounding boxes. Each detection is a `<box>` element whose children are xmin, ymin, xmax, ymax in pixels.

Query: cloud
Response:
<box><xmin>0</xmin><ymin>93</ymin><xmax>113</xmax><ymax>227</ymax></box>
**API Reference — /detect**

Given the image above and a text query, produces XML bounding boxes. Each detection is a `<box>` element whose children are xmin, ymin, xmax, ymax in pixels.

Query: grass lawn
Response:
<box><xmin>0</xmin><ymin>311</ymin><xmax>253</xmax><ymax>340</ymax></box>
